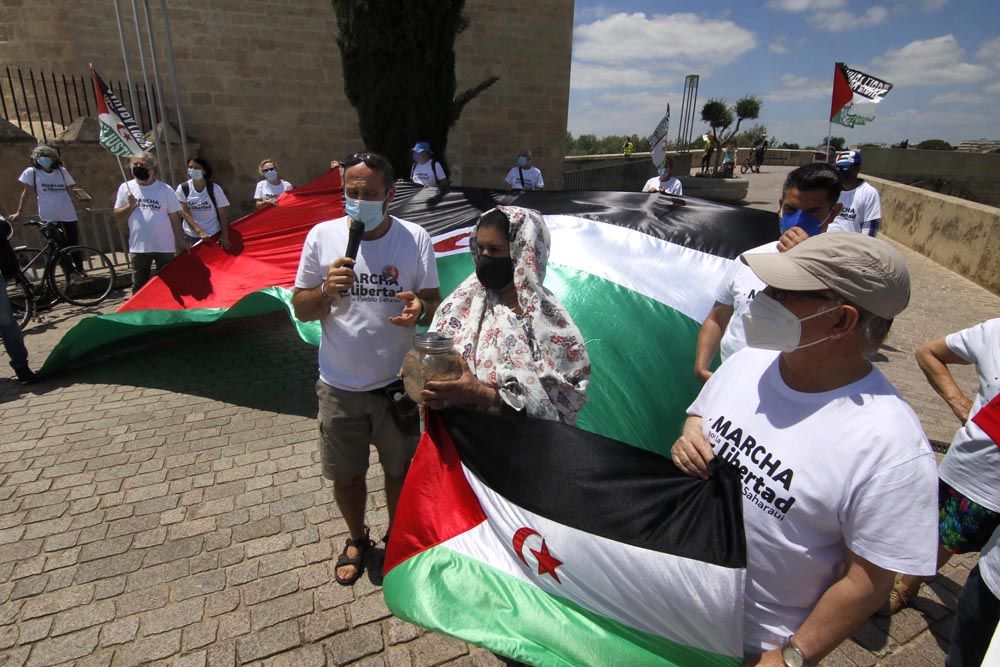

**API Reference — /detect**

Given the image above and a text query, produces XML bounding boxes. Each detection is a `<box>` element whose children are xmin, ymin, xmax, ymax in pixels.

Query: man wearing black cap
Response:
<box><xmin>672</xmin><ymin>234</ymin><xmax>938</xmax><ymax>666</ymax></box>
<box><xmin>828</xmin><ymin>150</ymin><xmax>882</xmax><ymax>237</ymax></box>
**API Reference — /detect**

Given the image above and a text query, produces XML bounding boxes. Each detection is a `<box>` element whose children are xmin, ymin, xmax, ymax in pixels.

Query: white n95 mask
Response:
<box><xmin>741</xmin><ymin>293</ymin><xmax>840</xmax><ymax>352</ymax></box>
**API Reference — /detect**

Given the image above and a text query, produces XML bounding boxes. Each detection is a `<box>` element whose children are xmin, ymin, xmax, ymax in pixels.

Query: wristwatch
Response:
<box><xmin>780</xmin><ymin>638</ymin><xmax>810</xmax><ymax>667</ymax></box>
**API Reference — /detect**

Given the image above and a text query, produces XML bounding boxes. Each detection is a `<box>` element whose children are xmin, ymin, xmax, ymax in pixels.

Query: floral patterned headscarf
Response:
<box><xmin>431</xmin><ymin>206</ymin><xmax>590</xmax><ymax>424</ymax></box>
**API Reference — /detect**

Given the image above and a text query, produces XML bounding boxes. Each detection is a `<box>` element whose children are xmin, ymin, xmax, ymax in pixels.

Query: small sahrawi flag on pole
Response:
<box><xmin>832</xmin><ymin>103</ymin><xmax>877</xmax><ymax>129</ymax></box>
<box><xmin>830</xmin><ymin>62</ymin><xmax>893</xmax><ymax>120</ymax></box>
<box><xmin>384</xmin><ymin>409</ymin><xmax>747</xmax><ymax>667</ymax></box>
<box><xmin>91</xmin><ymin>66</ymin><xmax>152</xmax><ymax>157</ymax></box>
<box><xmin>648</xmin><ymin>103</ymin><xmax>671</xmax><ymax>167</ymax></box>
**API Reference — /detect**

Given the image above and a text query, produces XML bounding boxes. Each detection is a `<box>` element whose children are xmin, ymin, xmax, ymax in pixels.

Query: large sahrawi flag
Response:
<box><xmin>91</xmin><ymin>66</ymin><xmax>152</xmax><ymax>157</ymax></box>
<box><xmin>829</xmin><ymin>62</ymin><xmax>893</xmax><ymax>120</ymax></box>
<box><xmin>384</xmin><ymin>410</ymin><xmax>747</xmax><ymax>666</ymax></box>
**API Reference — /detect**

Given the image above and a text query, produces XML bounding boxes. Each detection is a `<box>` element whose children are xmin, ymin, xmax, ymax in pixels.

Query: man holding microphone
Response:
<box><xmin>292</xmin><ymin>151</ymin><xmax>441</xmax><ymax>586</ymax></box>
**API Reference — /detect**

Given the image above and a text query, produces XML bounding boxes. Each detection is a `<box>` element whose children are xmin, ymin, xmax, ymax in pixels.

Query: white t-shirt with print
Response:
<box><xmin>411</xmin><ymin>161</ymin><xmax>447</xmax><ymax>187</ymax></box>
<box><xmin>254</xmin><ymin>179</ymin><xmax>293</xmax><ymax>201</ymax></box>
<box><xmin>295</xmin><ymin>215</ymin><xmax>440</xmax><ymax>392</ymax></box>
<box><xmin>688</xmin><ymin>347</ymin><xmax>939</xmax><ymax>653</ymax></box>
<box><xmin>980</xmin><ymin>525</ymin><xmax>1000</xmax><ymax>599</ymax></box>
<box><xmin>642</xmin><ymin>176</ymin><xmax>683</xmax><ymax>196</ymax></box>
<box><xmin>827</xmin><ymin>181</ymin><xmax>881</xmax><ymax>236</ymax></box>
<box><xmin>114</xmin><ymin>180</ymin><xmax>182</xmax><ymax>254</ymax></box>
<box><xmin>939</xmin><ymin>318</ymin><xmax>1000</xmax><ymax>512</ymax></box>
<box><xmin>504</xmin><ymin>166</ymin><xmax>544</xmax><ymax>191</ymax></box>
<box><xmin>714</xmin><ymin>242</ymin><xmax>778</xmax><ymax>361</ymax></box>
<box><xmin>175</xmin><ymin>181</ymin><xmax>231</xmax><ymax>237</ymax></box>
<box><xmin>18</xmin><ymin>167</ymin><xmax>78</xmax><ymax>222</ymax></box>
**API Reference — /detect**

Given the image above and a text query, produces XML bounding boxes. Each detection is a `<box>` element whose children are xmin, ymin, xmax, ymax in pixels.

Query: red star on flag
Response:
<box><xmin>530</xmin><ymin>539</ymin><xmax>563</xmax><ymax>583</ymax></box>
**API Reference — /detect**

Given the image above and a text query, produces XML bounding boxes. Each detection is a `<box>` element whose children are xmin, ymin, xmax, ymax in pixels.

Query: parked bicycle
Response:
<box><xmin>740</xmin><ymin>153</ymin><xmax>762</xmax><ymax>175</ymax></box>
<box><xmin>4</xmin><ymin>213</ymin><xmax>117</xmax><ymax>329</ymax></box>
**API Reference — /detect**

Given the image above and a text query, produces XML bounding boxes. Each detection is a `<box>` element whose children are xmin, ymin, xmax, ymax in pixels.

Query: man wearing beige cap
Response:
<box><xmin>672</xmin><ymin>233</ymin><xmax>939</xmax><ymax>666</ymax></box>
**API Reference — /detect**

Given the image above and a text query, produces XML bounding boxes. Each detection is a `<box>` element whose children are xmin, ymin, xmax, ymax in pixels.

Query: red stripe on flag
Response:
<box><xmin>971</xmin><ymin>393</ymin><xmax>1000</xmax><ymax>449</ymax></box>
<box><xmin>830</xmin><ymin>62</ymin><xmax>854</xmax><ymax>121</ymax></box>
<box><xmin>384</xmin><ymin>412</ymin><xmax>487</xmax><ymax>574</ymax></box>
<box><xmin>91</xmin><ymin>69</ymin><xmax>110</xmax><ymax>116</ymax></box>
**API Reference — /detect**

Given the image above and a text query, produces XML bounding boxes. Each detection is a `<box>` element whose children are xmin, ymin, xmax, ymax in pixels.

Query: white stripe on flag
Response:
<box><xmin>438</xmin><ymin>463</ymin><xmax>745</xmax><ymax>658</ymax></box>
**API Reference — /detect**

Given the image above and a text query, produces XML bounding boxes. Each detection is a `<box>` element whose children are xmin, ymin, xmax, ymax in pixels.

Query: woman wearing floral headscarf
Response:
<box><xmin>421</xmin><ymin>206</ymin><xmax>590</xmax><ymax>425</ymax></box>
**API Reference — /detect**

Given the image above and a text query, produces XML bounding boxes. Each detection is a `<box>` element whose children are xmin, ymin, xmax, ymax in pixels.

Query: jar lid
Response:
<box><xmin>412</xmin><ymin>332</ymin><xmax>455</xmax><ymax>352</ymax></box>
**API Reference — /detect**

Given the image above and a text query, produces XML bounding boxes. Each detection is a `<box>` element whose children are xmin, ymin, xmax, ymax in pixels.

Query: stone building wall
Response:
<box><xmin>0</xmin><ymin>1</ymin><xmax>574</xmax><ymax>214</ymax></box>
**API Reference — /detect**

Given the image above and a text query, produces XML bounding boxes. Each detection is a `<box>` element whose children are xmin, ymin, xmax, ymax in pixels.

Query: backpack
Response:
<box><xmin>181</xmin><ymin>180</ymin><xmax>220</xmax><ymax>213</ymax></box>
<box><xmin>411</xmin><ymin>159</ymin><xmax>449</xmax><ymax>185</ymax></box>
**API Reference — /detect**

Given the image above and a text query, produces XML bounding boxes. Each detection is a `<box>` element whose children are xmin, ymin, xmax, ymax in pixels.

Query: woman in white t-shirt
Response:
<box><xmin>504</xmin><ymin>150</ymin><xmax>544</xmax><ymax>192</ymax></box>
<box><xmin>254</xmin><ymin>158</ymin><xmax>293</xmax><ymax>209</ymax></box>
<box><xmin>10</xmin><ymin>145</ymin><xmax>87</xmax><ymax>248</ymax></box>
<box><xmin>176</xmin><ymin>157</ymin><xmax>232</xmax><ymax>250</ymax></box>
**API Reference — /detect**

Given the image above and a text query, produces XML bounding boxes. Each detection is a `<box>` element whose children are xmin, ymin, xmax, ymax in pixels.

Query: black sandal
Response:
<box><xmin>334</xmin><ymin>527</ymin><xmax>372</xmax><ymax>586</ymax></box>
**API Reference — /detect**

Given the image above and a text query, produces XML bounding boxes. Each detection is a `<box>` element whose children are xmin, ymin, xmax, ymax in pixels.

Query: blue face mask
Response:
<box><xmin>264</xmin><ymin>169</ymin><xmax>278</xmax><ymax>181</ymax></box>
<box><xmin>36</xmin><ymin>157</ymin><xmax>53</xmax><ymax>169</ymax></box>
<box><xmin>779</xmin><ymin>209</ymin><xmax>826</xmax><ymax>236</ymax></box>
<box><xmin>188</xmin><ymin>168</ymin><xmax>204</xmax><ymax>181</ymax></box>
<box><xmin>517</xmin><ymin>156</ymin><xmax>529</xmax><ymax>167</ymax></box>
<box><xmin>344</xmin><ymin>197</ymin><xmax>386</xmax><ymax>231</ymax></box>
<box><xmin>658</xmin><ymin>166</ymin><xmax>669</xmax><ymax>178</ymax></box>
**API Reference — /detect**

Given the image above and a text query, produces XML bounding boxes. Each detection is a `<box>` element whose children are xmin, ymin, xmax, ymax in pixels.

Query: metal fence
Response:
<box><xmin>1</xmin><ymin>65</ymin><xmax>158</xmax><ymax>143</ymax></box>
<box><xmin>10</xmin><ymin>209</ymin><xmax>133</xmax><ymax>272</ymax></box>
<box><xmin>562</xmin><ymin>160</ymin><xmax>658</xmax><ymax>192</ymax></box>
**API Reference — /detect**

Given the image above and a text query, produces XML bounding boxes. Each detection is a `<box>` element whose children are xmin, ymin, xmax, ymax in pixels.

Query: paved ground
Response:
<box><xmin>0</xmin><ymin>171</ymin><xmax>994</xmax><ymax>666</ymax></box>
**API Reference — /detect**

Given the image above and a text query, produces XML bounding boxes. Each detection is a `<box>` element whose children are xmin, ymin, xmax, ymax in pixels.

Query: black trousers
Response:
<box><xmin>947</xmin><ymin>564</ymin><xmax>1000</xmax><ymax>666</ymax></box>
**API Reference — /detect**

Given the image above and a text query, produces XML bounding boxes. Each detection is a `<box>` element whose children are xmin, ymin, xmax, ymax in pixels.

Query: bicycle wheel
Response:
<box><xmin>49</xmin><ymin>245</ymin><xmax>117</xmax><ymax>307</ymax></box>
<box><xmin>740</xmin><ymin>161</ymin><xmax>749</xmax><ymax>174</ymax></box>
<box><xmin>5</xmin><ymin>274</ymin><xmax>34</xmax><ymax>330</ymax></box>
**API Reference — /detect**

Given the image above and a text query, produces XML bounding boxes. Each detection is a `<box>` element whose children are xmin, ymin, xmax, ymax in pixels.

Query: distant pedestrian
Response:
<box><xmin>409</xmin><ymin>142</ymin><xmax>449</xmax><ymax>188</ymax></box>
<box><xmin>699</xmin><ymin>132</ymin><xmax>717</xmax><ymax>173</ymax></box>
<box><xmin>113</xmin><ymin>153</ymin><xmax>186</xmax><ymax>293</ymax></box>
<box><xmin>504</xmin><ymin>150</ymin><xmax>544</xmax><ymax>192</ymax></box>
<box><xmin>623</xmin><ymin>136</ymin><xmax>635</xmax><ymax>158</ymax></box>
<box><xmin>10</xmin><ymin>145</ymin><xmax>88</xmax><ymax>250</ymax></box>
<box><xmin>176</xmin><ymin>157</ymin><xmax>232</xmax><ymax>250</ymax></box>
<box><xmin>254</xmin><ymin>159</ymin><xmax>293</xmax><ymax>209</ymax></box>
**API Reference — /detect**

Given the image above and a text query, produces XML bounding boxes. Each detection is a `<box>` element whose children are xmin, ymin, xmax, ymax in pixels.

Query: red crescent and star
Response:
<box><xmin>512</xmin><ymin>527</ymin><xmax>563</xmax><ymax>583</ymax></box>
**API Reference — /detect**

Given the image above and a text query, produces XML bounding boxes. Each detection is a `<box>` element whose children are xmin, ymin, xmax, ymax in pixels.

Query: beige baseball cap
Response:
<box><xmin>741</xmin><ymin>233</ymin><xmax>911</xmax><ymax>319</ymax></box>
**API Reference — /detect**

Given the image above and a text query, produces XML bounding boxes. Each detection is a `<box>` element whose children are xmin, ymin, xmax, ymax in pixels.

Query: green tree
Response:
<box><xmin>915</xmin><ymin>139</ymin><xmax>954</xmax><ymax>151</ymax></box>
<box><xmin>701</xmin><ymin>95</ymin><xmax>762</xmax><ymax>174</ymax></box>
<box><xmin>333</xmin><ymin>1</ymin><xmax>499</xmax><ymax>178</ymax></box>
<box><xmin>821</xmin><ymin>136</ymin><xmax>847</xmax><ymax>151</ymax></box>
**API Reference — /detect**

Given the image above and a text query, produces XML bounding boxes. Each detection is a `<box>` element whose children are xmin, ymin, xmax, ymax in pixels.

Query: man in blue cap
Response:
<box><xmin>409</xmin><ymin>142</ymin><xmax>449</xmax><ymax>188</ymax></box>
<box><xmin>827</xmin><ymin>150</ymin><xmax>882</xmax><ymax>237</ymax></box>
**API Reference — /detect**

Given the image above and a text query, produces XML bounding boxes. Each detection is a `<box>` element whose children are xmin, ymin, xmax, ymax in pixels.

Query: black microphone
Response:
<box><xmin>340</xmin><ymin>219</ymin><xmax>365</xmax><ymax>296</ymax></box>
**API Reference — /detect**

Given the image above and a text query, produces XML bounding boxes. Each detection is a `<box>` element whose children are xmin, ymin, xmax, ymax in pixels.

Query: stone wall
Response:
<box><xmin>869</xmin><ymin>175</ymin><xmax>1000</xmax><ymax>295</ymax></box>
<box><xmin>0</xmin><ymin>1</ymin><xmax>574</xmax><ymax>211</ymax></box>
<box><xmin>861</xmin><ymin>147</ymin><xmax>1000</xmax><ymax>208</ymax></box>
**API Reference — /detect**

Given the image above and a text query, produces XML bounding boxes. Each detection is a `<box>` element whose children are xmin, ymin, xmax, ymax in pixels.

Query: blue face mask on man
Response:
<box><xmin>517</xmin><ymin>156</ymin><xmax>529</xmax><ymax>167</ymax></box>
<box><xmin>36</xmin><ymin>156</ymin><xmax>54</xmax><ymax>169</ymax></box>
<box><xmin>779</xmin><ymin>209</ymin><xmax>826</xmax><ymax>237</ymax></box>
<box><xmin>344</xmin><ymin>197</ymin><xmax>386</xmax><ymax>231</ymax></box>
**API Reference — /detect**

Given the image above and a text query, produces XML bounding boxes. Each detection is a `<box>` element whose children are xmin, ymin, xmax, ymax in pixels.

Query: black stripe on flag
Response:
<box><xmin>441</xmin><ymin>408</ymin><xmax>747</xmax><ymax>569</ymax></box>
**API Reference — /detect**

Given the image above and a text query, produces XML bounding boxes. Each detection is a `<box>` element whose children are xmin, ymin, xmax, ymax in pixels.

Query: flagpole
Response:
<box><xmin>141</xmin><ymin>0</ymin><xmax>175</xmax><ymax>185</ymax></box>
<box><xmin>115</xmin><ymin>156</ymin><xmax>129</xmax><ymax>183</ymax></box>
<box><xmin>112</xmin><ymin>0</ymin><xmax>143</xmax><ymax>137</ymax></box>
<box><xmin>160</xmin><ymin>0</ymin><xmax>189</xmax><ymax>163</ymax></box>
<box><xmin>130</xmin><ymin>0</ymin><xmax>163</xmax><ymax>172</ymax></box>
<box><xmin>825</xmin><ymin>119</ymin><xmax>832</xmax><ymax>162</ymax></box>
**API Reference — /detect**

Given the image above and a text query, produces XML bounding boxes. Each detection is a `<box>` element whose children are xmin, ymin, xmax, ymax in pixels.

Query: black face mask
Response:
<box><xmin>475</xmin><ymin>254</ymin><xmax>514</xmax><ymax>291</ymax></box>
<box><xmin>132</xmin><ymin>165</ymin><xmax>150</xmax><ymax>181</ymax></box>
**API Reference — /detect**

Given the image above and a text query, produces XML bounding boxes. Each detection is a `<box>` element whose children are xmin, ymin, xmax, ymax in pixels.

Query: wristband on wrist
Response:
<box><xmin>319</xmin><ymin>282</ymin><xmax>335</xmax><ymax>299</ymax></box>
<box><xmin>417</xmin><ymin>298</ymin><xmax>426</xmax><ymax>321</ymax></box>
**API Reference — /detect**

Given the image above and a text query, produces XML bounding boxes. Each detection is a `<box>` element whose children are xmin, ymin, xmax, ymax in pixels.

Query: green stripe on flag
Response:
<box><xmin>384</xmin><ymin>545</ymin><xmax>740</xmax><ymax>667</ymax></box>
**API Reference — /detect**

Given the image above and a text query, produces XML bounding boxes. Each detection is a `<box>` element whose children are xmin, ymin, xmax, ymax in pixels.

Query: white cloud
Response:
<box><xmin>927</xmin><ymin>91</ymin><xmax>989</xmax><ymax>105</ymax></box>
<box><xmin>921</xmin><ymin>0</ymin><xmax>948</xmax><ymax>10</ymax></box>
<box><xmin>808</xmin><ymin>6</ymin><xmax>889</xmax><ymax>31</ymax></box>
<box><xmin>868</xmin><ymin>34</ymin><xmax>992</xmax><ymax>86</ymax></box>
<box><xmin>570</xmin><ymin>63</ymin><xmax>668</xmax><ymax>91</ymax></box>
<box><xmin>769</xmin><ymin>43</ymin><xmax>791</xmax><ymax>54</ymax></box>
<box><xmin>977</xmin><ymin>36</ymin><xmax>1000</xmax><ymax>62</ymax></box>
<box><xmin>986</xmin><ymin>81</ymin><xmax>1000</xmax><ymax>94</ymax></box>
<box><xmin>575</xmin><ymin>4</ymin><xmax>613</xmax><ymax>23</ymax></box>
<box><xmin>567</xmin><ymin>91</ymin><xmax>678</xmax><ymax>137</ymax></box>
<box><xmin>765</xmin><ymin>0</ymin><xmax>846</xmax><ymax>10</ymax></box>
<box><xmin>573</xmin><ymin>12</ymin><xmax>756</xmax><ymax>70</ymax></box>
<box><xmin>765</xmin><ymin>74</ymin><xmax>830</xmax><ymax>101</ymax></box>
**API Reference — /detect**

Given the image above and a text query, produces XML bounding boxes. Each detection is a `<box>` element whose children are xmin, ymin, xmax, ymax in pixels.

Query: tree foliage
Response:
<box><xmin>566</xmin><ymin>132</ymin><xmax>651</xmax><ymax>156</ymax></box>
<box><xmin>821</xmin><ymin>136</ymin><xmax>847</xmax><ymax>151</ymax></box>
<box><xmin>700</xmin><ymin>95</ymin><xmax>762</xmax><ymax>173</ymax></box>
<box><xmin>332</xmin><ymin>0</ymin><xmax>499</xmax><ymax>178</ymax></box>
<box><xmin>916</xmin><ymin>139</ymin><xmax>954</xmax><ymax>151</ymax></box>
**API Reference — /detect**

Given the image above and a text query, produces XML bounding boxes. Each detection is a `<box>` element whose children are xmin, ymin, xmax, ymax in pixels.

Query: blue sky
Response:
<box><xmin>569</xmin><ymin>0</ymin><xmax>999</xmax><ymax>147</ymax></box>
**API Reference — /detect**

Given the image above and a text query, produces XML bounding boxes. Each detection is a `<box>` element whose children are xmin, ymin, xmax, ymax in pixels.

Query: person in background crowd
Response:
<box><xmin>11</xmin><ymin>145</ymin><xmax>88</xmax><ymax>253</ymax></box>
<box><xmin>720</xmin><ymin>143</ymin><xmax>737</xmax><ymax>177</ymax></box>
<box><xmin>877</xmin><ymin>319</ymin><xmax>1000</xmax><ymax>617</ymax></box>
<box><xmin>827</xmin><ymin>150</ymin><xmax>882</xmax><ymax>237</ymax></box>
<box><xmin>113</xmin><ymin>153</ymin><xmax>186</xmax><ymax>293</ymax></box>
<box><xmin>254</xmin><ymin>158</ymin><xmax>293</xmax><ymax>208</ymax></box>
<box><xmin>0</xmin><ymin>218</ymin><xmax>35</xmax><ymax>383</ymax></box>
<box><xmin>700</xmin><ymin>131</ymin><xmax>718</xmax><ymax>173</ymax></box>
<box><xmin>292</xmin><ymin>151</ymin><xmax>441</xmax><ymax>586</ymax></box>
<box><xmin>752</xmin><ymin>137</ymin><xmax>769</xmax><ymax>170</ymax></box>
<box><xmin>504</xmin><ymin>150</ymin><xmax>544</xmax><ymax>192</ymax></box>
<box><xmin>623</xmin><ymin>136</ymin><xmax>635</xmax><ymax>158</ymax></box>
<box><xmin>176</xmin><ymin>157</ymin><xmax>232</xmax><ymax>250</ymax></box>
<box><xmin>694</xmin><ymin>163</ymin><xmax>842</xmax><ymax>382</ymax></box>
<box><xmin>423</xmin><ymin>206</ymin><xmax>590</xmax><ymax>424</ymax></box>
<box><xmin>642</xmin><ymin>156</ymin><xmax>684</xmax><ymax>196</ymax></box>
<box><xmin>948</xmin><ymin>524</ymin><xmax>1000</xmax><ymax>666</ymax></box>
<box><xmin>674</xmin><ymin>233</ymin><xmax>939</xmax><ymax>666</ymax></box>
<box><xmin>409</xmin><ymin>142</ymin><xmax>449</xmax><ymax>188</ymax></box>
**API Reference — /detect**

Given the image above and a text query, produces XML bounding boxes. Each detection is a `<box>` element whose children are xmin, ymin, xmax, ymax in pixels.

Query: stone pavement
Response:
<box><xmin>0</xmin><ymin>175</ymin><xmax>996</xmax><ymax>665</ymax></box>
